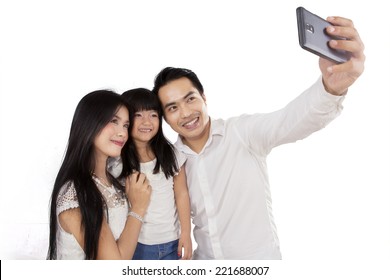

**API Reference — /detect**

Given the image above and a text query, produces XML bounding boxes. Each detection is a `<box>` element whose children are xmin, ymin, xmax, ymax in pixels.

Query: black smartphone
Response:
<box><xmin>296</xmin><ymin>7</ymin><xmax>350</xmax><ymax>63</ymax></box>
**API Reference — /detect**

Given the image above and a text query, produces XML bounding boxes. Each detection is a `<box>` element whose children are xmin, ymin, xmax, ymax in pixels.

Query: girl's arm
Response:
<box><xmin>173</xmin><ymin>165</ymin><xmax>193</xmax><ymax>260</ymax></box>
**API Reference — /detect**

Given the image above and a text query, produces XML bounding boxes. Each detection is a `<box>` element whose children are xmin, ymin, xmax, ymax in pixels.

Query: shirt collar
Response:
<box><xmin>175</xmin><ymin>118</ymin><xmax>225</xmax><ymax>155</ymax></box>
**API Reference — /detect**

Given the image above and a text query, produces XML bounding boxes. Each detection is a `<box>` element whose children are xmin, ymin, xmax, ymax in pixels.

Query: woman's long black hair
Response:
<box><xmin>48</xmin><ymin>90</ymin><xmax>129</xmax><ymax>260</ymax></box>
<box><xmin>120</xmin><ymin>88</ymin><xmax>178</xmax><ymax>179</ymax></box>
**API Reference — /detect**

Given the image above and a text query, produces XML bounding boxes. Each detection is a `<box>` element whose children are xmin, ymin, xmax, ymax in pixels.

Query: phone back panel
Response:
<box><xmin>296</xmin><ymin>7</ymin><xmax>349</xmax><ymax>63</ymax></box>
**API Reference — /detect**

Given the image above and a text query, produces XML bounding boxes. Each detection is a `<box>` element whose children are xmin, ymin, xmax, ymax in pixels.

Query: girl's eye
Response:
<box><xmin>135</xmin><ymin>113</ymin><xmax>143</xmax><ymax>118</ymax></box>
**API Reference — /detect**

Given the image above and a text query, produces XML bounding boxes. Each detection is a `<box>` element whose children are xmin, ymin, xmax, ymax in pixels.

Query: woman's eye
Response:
<box><xmin>111</xmin><ymin>118</ymin><xmax>119</xmax><ymax>124</ymax></box>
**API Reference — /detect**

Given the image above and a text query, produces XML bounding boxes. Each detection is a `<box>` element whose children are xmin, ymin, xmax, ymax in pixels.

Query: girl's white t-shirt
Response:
<box><xmin>109</xmin><ymin>149</ymin><xmax>186</xmax><ymax>245</ymax></box>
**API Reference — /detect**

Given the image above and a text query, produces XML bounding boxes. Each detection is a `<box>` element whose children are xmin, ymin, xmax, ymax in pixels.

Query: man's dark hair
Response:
<box><xmin>152</xmin><ymin>67</ymin><xmax>204</xmax><ymax>96</ymax></box>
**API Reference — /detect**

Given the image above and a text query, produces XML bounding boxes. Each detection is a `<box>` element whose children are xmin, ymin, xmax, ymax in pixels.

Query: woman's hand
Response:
<box><xmin>125</xmin><ymin>172</ymin><xmax>151</xmax><ymax>217</ymax></box>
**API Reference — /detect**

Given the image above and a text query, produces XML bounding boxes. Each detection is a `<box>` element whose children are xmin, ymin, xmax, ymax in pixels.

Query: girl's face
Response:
<box><xmin>94</xmin><ymin>105</ymin><xmax>129</xmax><ymax>160</ymax></box>
<box><xmin>131</xmin><ymin>110</ymin><xmax>159</xmax><ymax>146</ymax></box>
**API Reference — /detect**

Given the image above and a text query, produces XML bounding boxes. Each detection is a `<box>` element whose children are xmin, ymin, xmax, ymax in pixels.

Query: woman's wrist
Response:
<box><xmin>127</xmin><ymin>211</ymin><xmax>144</xmax><ymax>223</ymax></box>
<box><xmin>128</xmin><ymin>206</ymin><xmax>147</xmax><ymax>218</ymax></box>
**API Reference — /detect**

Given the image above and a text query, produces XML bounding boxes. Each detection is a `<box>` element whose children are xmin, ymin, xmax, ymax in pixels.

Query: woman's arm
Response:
<box><xmin>59</xmin><ymin>172</ymin><xmax>151</xmax><ymax>259</ymax></box>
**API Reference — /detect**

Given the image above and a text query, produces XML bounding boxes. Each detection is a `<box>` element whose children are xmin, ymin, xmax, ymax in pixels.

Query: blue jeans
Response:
<box><xmin>132</xmin><ymin>239</ymin><xmax>179</xmax><ymax>260</ymax></box>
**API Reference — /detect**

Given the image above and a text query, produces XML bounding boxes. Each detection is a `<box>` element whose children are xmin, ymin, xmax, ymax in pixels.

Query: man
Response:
<box><xmin>152</xmin><ymin>16</ymin><xmax>365</xmax><ymax>259</ymax></box>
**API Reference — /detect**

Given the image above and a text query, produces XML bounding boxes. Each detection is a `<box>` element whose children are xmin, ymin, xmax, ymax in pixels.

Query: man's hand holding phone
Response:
<box><xmin>297</xmin><ymin>7</ymin><xmax>365</xmax><ymax>95</ymax></box>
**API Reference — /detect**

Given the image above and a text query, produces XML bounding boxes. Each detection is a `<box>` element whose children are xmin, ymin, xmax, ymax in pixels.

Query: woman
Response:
<box><xmin>48</xmin><ymin>90</ymin><xmax>151</xmax><ymax>259</ymax></box>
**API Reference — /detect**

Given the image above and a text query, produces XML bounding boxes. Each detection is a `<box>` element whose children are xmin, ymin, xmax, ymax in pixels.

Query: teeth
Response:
<box><xmin>183</xmin><ymin>118</ymin><xmax>197</xmax><ymax>127</ymax></box>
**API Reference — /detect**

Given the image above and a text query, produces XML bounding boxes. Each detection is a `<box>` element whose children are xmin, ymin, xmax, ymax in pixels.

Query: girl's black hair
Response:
<box><xmin>48</xmin><ymin>90</ymin><xmax>129</xmax><ymax>260</ymax></box>
<box><xmin>121</xmin><ymin>88</ymin><xmax>178</xmax><ymax>179</ymax></box>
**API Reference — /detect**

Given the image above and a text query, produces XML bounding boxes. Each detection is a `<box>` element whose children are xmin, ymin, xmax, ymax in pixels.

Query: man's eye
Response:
<box><xmin>168</xmin><ymin>106</ymin><xmax>177</xmax><ymax>112</ymax></box>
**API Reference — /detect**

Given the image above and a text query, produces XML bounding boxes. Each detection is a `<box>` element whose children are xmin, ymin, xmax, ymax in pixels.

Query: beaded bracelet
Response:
<box><xmin>127</xmin><ymin>211</ymin><xmax>144</xmax><ymax>223</ymax></box>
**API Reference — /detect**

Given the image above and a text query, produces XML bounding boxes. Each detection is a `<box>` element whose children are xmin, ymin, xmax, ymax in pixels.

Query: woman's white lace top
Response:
<box><xmin>55</xmin><ymin>179</ymin><xmax>128</xmax><ymax>259</ymax></box>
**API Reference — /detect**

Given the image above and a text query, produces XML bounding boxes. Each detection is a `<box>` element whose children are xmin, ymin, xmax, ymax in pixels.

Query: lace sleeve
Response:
<box><xmin>56</xmin><ymin>181</ymin><xmax>79</xmax><ymax>216</ymax></box>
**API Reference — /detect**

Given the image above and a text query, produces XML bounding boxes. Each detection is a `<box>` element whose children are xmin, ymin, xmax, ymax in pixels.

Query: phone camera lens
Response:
<box><xmin>305</xmin><ymin>23</ymin><xmax>314</xmax><ymax>33</ymax></box>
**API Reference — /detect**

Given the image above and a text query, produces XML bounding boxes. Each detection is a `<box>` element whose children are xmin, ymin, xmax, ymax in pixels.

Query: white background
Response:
<box><xmin>1</xmin><ymin>0</ymin><xmax>389</xmax><ymax>279</ymax></box>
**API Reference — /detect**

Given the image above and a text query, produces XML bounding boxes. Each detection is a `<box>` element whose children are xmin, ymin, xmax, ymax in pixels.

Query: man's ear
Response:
<box><xmin>201</xmin><ymin>93</ymin><xmax>207</xmax><ymax>104</ymax></box>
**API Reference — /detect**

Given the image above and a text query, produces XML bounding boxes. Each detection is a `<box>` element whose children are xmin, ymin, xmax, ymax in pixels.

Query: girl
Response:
<box><xmin>48</xmin><ymin>90</ymin><xmax>151</xmax><ymax>259</ymax></box>
<box><xmin>113</xmin><ymin>88</ymin><xmax>192</xmax><ymax>260</ymax></box>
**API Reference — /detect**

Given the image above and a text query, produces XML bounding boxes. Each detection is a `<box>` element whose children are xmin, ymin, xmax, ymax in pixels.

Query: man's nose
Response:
<box><xmin>179</xmin><ymin>105</ymin><xmax>191</xmax><ymax>118</ymax></box>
